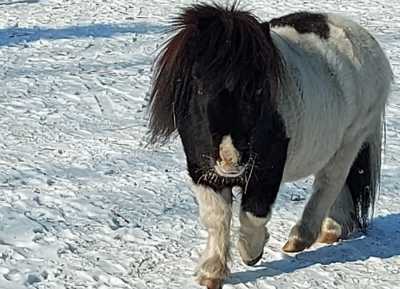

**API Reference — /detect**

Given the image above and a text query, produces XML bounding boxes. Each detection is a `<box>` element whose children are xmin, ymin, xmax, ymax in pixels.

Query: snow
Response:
<box><xmin>0</xmin><ymin>0</ymin><xmax>399</xmax><ymax>289</ymax></box>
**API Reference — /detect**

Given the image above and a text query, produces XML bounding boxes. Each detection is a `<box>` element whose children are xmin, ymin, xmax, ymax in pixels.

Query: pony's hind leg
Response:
<box><xmin>318</xmin><ymin>185</ymin><xmax>356</xmax><ymax>244</ymax></box>
<box><xmin>320</xmin><ymin>140</ymin><xmax>378</xmax><ymax>243</ymax></box>
<box><xmin>283</xmin><ymin>138</ymin><xmax>365</xmax><ymax>253</ymax></box>
<box><xmin>193</xmin><ymin>185</ymin><xmax>232</xmax><ymax>289</ymax></box>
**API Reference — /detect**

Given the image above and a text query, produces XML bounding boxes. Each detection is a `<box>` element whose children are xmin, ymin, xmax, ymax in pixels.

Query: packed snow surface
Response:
<box><xmin>0</xmin><ymin>0</ymin><xmax>399</xmax><ymax>288</ymax></box>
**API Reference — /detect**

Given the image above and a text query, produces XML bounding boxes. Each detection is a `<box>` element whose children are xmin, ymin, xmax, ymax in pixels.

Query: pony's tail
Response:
<box><xmin>346</xmin><ymin>117</ymin><xmax>384</xmax><ymax>232</ymax></box>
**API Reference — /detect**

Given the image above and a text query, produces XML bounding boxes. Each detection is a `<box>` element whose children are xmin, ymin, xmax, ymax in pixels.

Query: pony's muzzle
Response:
<box><xmin>215</xmin><ymin>160</ymin><xmax>246</xmax><ymax>177</ymax></box>
<box><xmin>215</xmin><ymin>135</ymin><xmax>245</xmax><ymax>177</ymax></box>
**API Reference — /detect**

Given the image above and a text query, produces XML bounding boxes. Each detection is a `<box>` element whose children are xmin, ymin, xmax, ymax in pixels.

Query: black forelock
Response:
<box><xmin>148</xmin><ymin>2</ymin><xmax>283</xmax><ymax>144</ymax></box>
<box><xmin>179</xmin><ymin>3</ymin><xmax>281</xmax><ymax>94</ymax></box>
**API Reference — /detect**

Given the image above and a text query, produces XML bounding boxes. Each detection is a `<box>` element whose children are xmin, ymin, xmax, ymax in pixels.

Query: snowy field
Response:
<box><xmin>0</xmin><ymin>0</ymin><xmax>399</xmax><ymax>288</ymax></box>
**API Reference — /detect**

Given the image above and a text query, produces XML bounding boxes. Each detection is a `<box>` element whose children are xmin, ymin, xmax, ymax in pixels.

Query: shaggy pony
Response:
<box><xmin>148</xmin><ymin>3</ymin><xmax>392</xmax><ymax>289</ymax></box>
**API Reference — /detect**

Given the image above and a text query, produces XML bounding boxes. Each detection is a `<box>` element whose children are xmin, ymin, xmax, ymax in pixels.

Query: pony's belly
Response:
<box><xmin>281</xmin><ymin>146</ymin><xmax>337</xmax><ymax>182</ymax></box>
<box><xmin>282</xmin><ymin>161</ymin><xmax>323</xmax><ymax>182</ymax></box>
<box><xmin>279</xmin><ymin>111</ymin><xmax>345</xmax><ymax>183</ymax></box>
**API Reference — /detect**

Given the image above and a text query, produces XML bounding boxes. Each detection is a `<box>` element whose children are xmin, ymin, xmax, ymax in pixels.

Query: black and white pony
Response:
<box><xmin>148</xmin><ymin>4</ymin><xmax>392</xmax><ymax>289</ymax></box>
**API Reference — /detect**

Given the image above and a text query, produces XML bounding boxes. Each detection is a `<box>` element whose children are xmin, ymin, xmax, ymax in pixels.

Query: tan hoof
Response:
<box><xmin>199</xmin><ymin>277</ymin><xmax>223</xmax><ymax>289</ymax></box>
<box><xmin>318</xmin><ymin>231</ymin><xmax>340</xmax><ymax>244</ymax></box>
<box><xmin>282</xmin><ymin>239</ymin><xmax>310</xmax><ymax>253</ymax></box>
<box><xmin>319</xmin><ymin>218</ymin><xmax>342</xmax><ymax>244</ymax></box>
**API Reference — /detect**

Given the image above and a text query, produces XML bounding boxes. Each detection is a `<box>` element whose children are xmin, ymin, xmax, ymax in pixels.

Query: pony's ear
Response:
<box><xmin>261</xmin><ymin>22</ymin><xmax>271</xmax><ymax>36</ymax></box>
<box><xmin>260</xmin><ymin>21</ymin><xmax>271</xmax><ymax>39</ymax></box>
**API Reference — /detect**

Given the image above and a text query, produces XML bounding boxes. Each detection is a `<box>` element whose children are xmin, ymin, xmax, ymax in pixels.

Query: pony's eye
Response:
<box><xmin>194</xmin><ymin>80</ymin><xmax>206</xmax><ymax>96</ymax></box>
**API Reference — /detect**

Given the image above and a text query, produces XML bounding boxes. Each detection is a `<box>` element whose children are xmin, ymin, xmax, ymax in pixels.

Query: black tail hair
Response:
<box><xmin>346</xmin><ymin>143</ymin><xmax>378</xmax><ymax>231</ymax></box>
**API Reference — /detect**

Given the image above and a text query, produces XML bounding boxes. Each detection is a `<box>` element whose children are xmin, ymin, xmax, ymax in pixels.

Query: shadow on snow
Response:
<box><xmin>0</xmin><ymin>22</ymin><xmax>166</xmax><ymax>46</ymax></box>
<box><xmin>0</xmin><ymin>0</ymin><xmax>39</xmax><ymax>5</ymax></box>
<box><xmin>228</xmin><ymin>213</ymin><xmax>400</xmax><ymax>284</ymax></box>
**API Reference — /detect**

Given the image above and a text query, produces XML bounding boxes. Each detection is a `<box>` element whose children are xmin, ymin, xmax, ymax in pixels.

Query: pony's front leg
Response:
<box><xmin>193</xmin><ymin>185</ymin><xmax>232</xmax><ymax>289</ymax></box>
<box><xmin>237</xmin><ymin>172</ymin><xmax>284</xmax><ymax>266</ymax></box>
<box><xmin>237</xmin><ymin>210</ymin><xmax>270</xmax><ymax>266</ymax></box>
<box><xmin>237</xmin><ymin>129</ymin><xmax>289</xmax><ymax>265</ymax></box>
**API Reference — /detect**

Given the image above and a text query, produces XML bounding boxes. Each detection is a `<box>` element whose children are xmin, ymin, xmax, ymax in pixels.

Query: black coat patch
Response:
<box><xmin>241</xmin><ymin>111</ymin><xmax>289</xmax><ymax>218</ymax></box>
<box><xmin>270</xmin><ymin>12</ymin><xmax>330</xmax><ymax>39</ymax></box>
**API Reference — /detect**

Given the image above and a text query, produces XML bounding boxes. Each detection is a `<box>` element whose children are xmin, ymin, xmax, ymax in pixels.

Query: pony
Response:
<box><xmin>148</xmin><ymin>3</ymin><xmax>393</xmax><ymax>289</ymax></box>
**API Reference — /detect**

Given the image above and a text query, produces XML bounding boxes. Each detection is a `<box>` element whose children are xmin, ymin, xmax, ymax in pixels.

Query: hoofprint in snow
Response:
<box><xmin>0</xmin><ymin>1</ymin><xmax>398</xmax><ymax>289</ymax></box>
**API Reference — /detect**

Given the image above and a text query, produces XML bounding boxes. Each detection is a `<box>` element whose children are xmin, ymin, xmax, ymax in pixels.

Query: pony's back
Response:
<box><xmin>271</xmin><ymin>12</ymin><xmax>392</xmax><ymax>230</ymax></box>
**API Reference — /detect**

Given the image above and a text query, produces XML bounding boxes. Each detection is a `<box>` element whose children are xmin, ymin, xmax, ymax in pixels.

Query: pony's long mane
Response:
<box><xmin>148</xmin><ymin>3</ymin><xmax>282</xmax><ymax>144</ymax></box>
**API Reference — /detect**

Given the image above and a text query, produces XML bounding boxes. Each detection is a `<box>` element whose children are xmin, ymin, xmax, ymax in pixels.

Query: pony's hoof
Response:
<box><xmin>199</xmin><ymin>277</ymin><xmax>223</xmax><ymax>289</ymax></box>
<box><xmin>319</xmin><ymin>217</ymin><xmax>342</xmax><ymax>244</ymax></box>
<box><xmin>318</xmin><ymin>231</ymin><xmax>340</xmax><ymax>244</ymax></box>
<box><xmin>243</xmin><ymin>251</ymin><xmax>263</xmax><ymax>266</ymax></box>
<box><xmin>282</xmin><ymin>239</ymin><xmax>309</xmax><ymax>252</ymax></box>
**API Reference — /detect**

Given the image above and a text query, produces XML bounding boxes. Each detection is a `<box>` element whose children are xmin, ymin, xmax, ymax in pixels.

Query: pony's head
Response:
<box><xmin>149</xmin><ymin>3</ymin><xmax>284</xmax><ymax>189</ymax></box>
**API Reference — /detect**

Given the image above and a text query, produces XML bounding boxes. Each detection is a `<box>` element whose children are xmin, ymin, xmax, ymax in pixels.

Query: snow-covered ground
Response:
<box><xmin>0</xmin><ymin>0</ymin><xmax>399</xmax><ymax>288</ymax></box>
